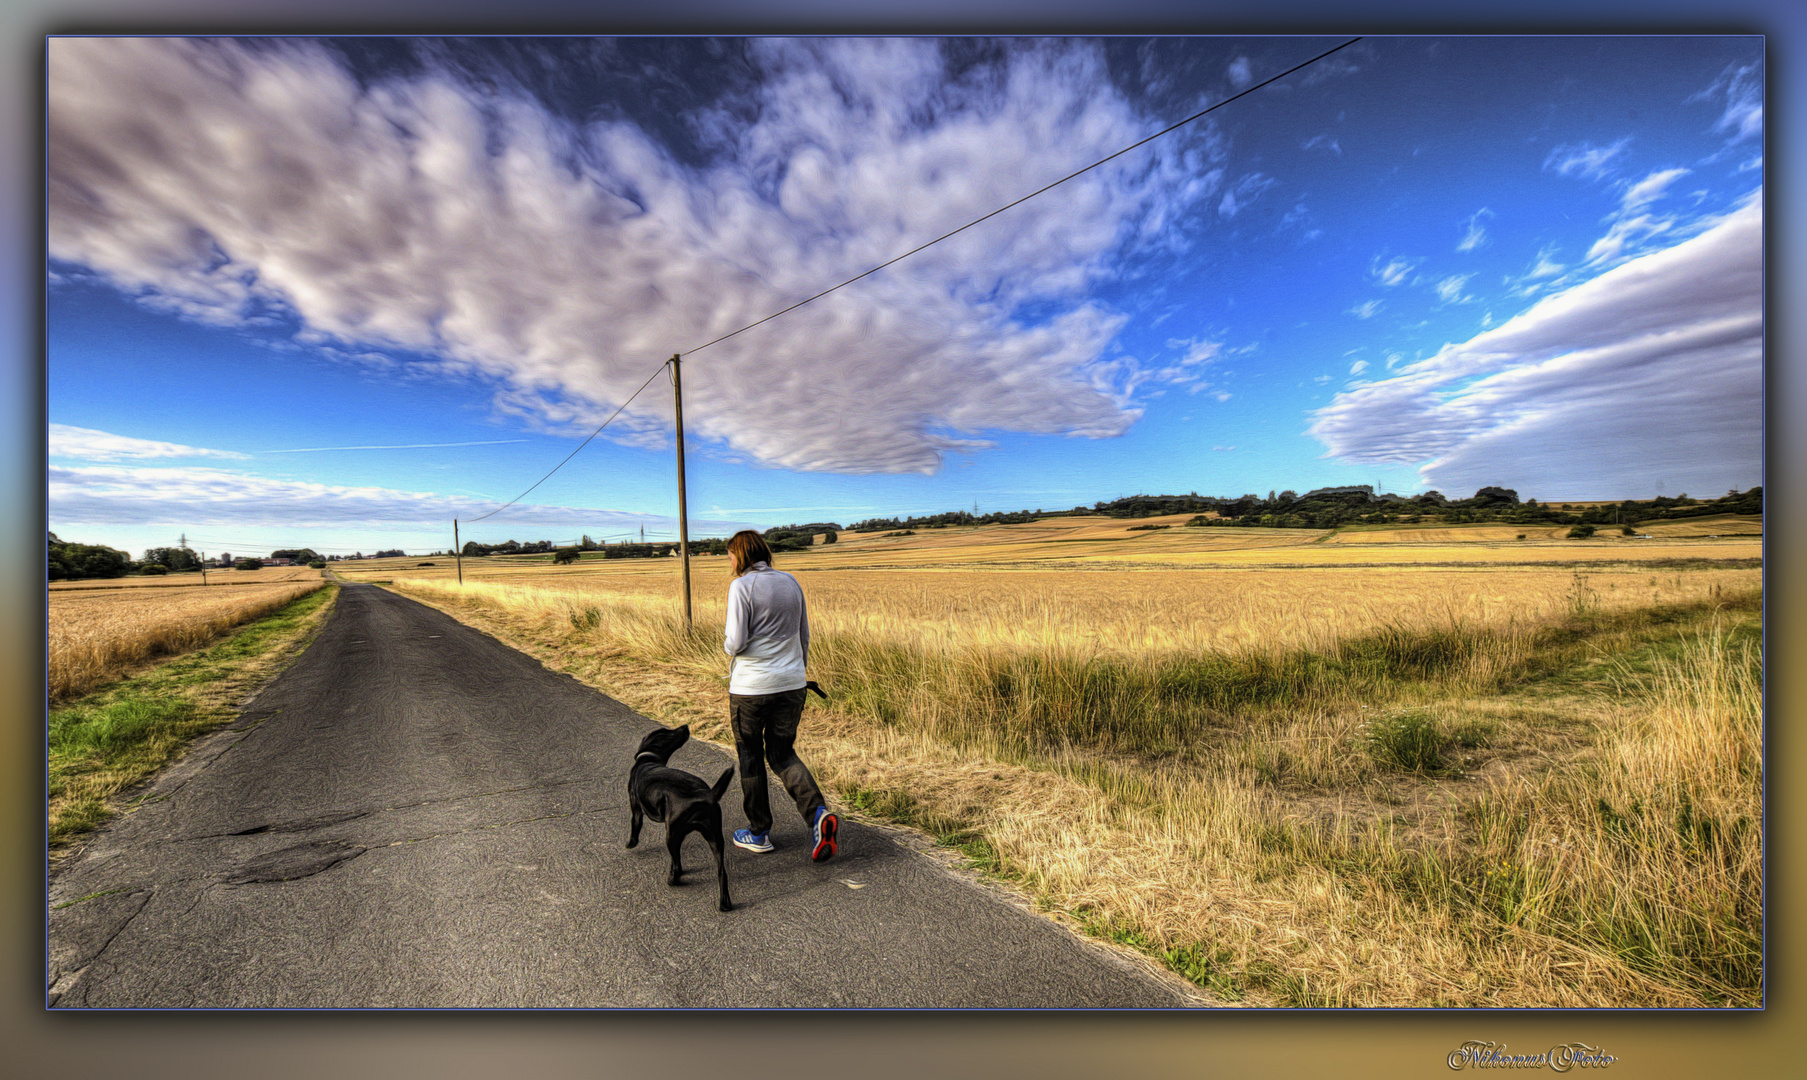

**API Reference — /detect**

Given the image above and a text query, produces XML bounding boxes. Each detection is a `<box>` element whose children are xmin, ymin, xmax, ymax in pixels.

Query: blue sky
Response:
<box><xmin>47</xmin><ymin>35</ymin><xmax>1763</xmax><ymax>558</ymax></box>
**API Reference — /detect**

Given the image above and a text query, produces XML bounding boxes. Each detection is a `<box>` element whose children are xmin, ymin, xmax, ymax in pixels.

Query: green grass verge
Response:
<box><xmin>48</xmin><ymin>584</ymin><xmax>338</xmax><ymax>848</ymax></box>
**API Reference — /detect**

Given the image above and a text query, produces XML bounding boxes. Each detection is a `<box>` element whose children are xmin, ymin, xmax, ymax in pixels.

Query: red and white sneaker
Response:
<box><xmin>810</xmin><ymin>807</ymin><xmax>838</xmax><ymax>863</ymax></box>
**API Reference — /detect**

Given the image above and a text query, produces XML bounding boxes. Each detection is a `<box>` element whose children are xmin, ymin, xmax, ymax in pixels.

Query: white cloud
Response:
<box><xmin>1370</xmin><ymin>255</ymin><xmax>1417</xmax><ymax>287</ymax></box>
<box><xmin>48</xmin><ymin>38</ymin><xmax>1223</xmax><ymax>476</ymax></box>
<box><xmin>1572</xmin><ymin>168</ymin><xmax>1706</xmax><ymax>270</ymax></box>
<box><xmin>1619</xmin><ymin>167</ymin><xmax>1689</xmax><ymax>211</ymax></box>
<box><xmin>1585</xmin><ymin>213</ymin><xmax>1673</xmax><ymax>266</ymax></box>
<box><xmin>1349</xmin><ymin>360</ymin><xmax>1369</xmax><ymax>376</ymax></box>
<box><xmin>1526</xmin><ymin>244</ymin><xmax>1565</xmax><ymax>279</ymax></box>
<box><xmin>1301</xmin><ymin>133</ymin><xmax>1341</xmax><ymax>156</ymax></box>
<box><xmin>1694</xmin><ymin>62</ymin><xmax>1762</xmax><ymax>144</ymax></box>
<box><xmin>49</xmin><ymin>424</ymin><xmax>250</xmax><ymax>462</ymax></box>
<box><xmin>1145</xmin><ymin>335</ymin><xmax>1225</xmax><ymax>393</ymax></box>
<box><xmin>1226</xmin><ymin>56</ymin><xmax>1253</xmax><ymax>88</ymax></box>
<box><xmin>1216</xmin><ymin>171</ymin><xmax>1276</xmax><ymax>219</ymax></box>
<box><xmin>1308</xmin><ymin>196</ymin><xmax>1761</xmax><ymax>497</ymax></box>
<box><xmin>1347</xmin><ymin>299</ymin><xmax>1383</xmax><ymax>320</ymax></box>
<box><xmin>1544</xmin><ymin>137</ymin><xmax>1631</xmax><ymax>181</ymax></box>
<box><xmin>1457</xmin><ymin>208</ymin><xmax>1492</xmax><ymax>252</ymax></box>
<box><xmin>1434</xmin><ymin>274</ymin><xmax>1473</xmax><ymax>304</ymax></box>
<box><xmin>48</xmin><ymin>463</ymin><xmax>741</xmax><ymax>533</ymax></box>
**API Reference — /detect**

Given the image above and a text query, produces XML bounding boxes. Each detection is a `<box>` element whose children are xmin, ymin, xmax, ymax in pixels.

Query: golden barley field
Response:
<box><xmin>363</xmin><ymin>514</ymin><xmax>1761</xmax><ymax>1007</ymax></box>
<box><xmin>337</xmin><ymin>513</ymin><xmax>1760</xmax><ymax>658</ymax></box>
<box><xmin>50</xmin><ymin>570</ymin><xmax>328</xmax><ymax>702</ymax></box>
<box><xmin>49</xmin><ymin>564</ymin><xmax>324</xmax><ymax>590</ymax></box>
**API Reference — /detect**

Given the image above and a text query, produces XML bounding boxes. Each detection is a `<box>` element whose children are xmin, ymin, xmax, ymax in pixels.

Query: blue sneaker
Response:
<box><xmin>733</xmin><ymin>828</ymin><xmax>773</xmax><ymax>853</ymax></box>
<box><xmin>810</xmin><ymin>807</ymin><xmax>838</xmax><ymax>863</ymax></box>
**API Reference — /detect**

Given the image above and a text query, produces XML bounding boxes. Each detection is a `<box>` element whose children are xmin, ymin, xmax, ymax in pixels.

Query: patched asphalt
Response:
<box><xmin>48</xmin><ymin>583</ymin><xmax>1203</xmax><ymax>1009</ymax></box>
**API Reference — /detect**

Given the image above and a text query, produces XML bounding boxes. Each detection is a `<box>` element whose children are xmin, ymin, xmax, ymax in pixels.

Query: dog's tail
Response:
<box><xmin>710</xmin><ymin>766</ymin><xmax>734</xmax><ymax>802</ymax></box>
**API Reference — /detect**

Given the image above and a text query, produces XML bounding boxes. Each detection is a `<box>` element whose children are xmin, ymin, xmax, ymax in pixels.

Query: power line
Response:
<box><xmin>680</xmin><ymin>36</ymin><xmax>1362</xmax><ymax>358</ymax></box>
<box><xmin>460</xmin><ymin>360</ymin><xmax>670</xmax><ymax>524</ymax></box>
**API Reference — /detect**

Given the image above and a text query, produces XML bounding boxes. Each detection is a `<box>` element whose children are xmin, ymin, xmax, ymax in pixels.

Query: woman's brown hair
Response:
<box><xmin>727</xmin><ymin>530</ymin><xmax>773</xmax><ymax>577</ymax></box>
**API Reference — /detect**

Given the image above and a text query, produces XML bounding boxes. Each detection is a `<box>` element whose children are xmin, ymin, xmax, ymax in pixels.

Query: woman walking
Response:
<box><xmin>722</xmin><ymin>530</ymin><xmax>837</xmax><ymax>862</ymax></box>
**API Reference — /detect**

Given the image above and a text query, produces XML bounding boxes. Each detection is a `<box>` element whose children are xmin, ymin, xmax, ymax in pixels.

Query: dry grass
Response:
<box><xmin>50</xmin><ymin>575</ymin><xmax>329</xmax><ymax>702</ymax></box>
<box><xmin>385</xmin><ymin>529</ymin><xmax>1762</xmax><ymax>1008</ymax></box>
<box><xmin>361</xmin><ymin>557</ymin><xmax>1754</xmax><ymax>659</ymax></box>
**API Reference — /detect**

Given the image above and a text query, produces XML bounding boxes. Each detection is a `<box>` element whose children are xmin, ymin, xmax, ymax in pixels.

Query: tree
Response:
<box><xmin>142</xmin><ymin>546</ymin><xmax>200</xmax><ymax>572</ymax></box>
<box><xmin>1566</xmin><ymin>524</ymin><xmax>1596</xmax><ymax>540</ymax></box>
<box><xmin>553</xmin><ymin>547</ymin><xmax>580</xmax><ymax>565</ymax></box>
<box><xmin>234</xmin><ymin>557</ymin><xmax>265</xmax><ymax>570</ymax></box>
<box><xmin>822</xmin><ymin>530</ymin><xmax>837</xmax><ymax>545</ymax></box>
<box><xmin>49</xmin><ymin>533</ymin><xmax>132</xmax><ymax>580</ymax></box>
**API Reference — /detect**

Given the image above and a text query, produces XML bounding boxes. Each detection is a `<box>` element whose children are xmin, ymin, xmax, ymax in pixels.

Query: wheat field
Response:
<box><xmin>50</xmin><ymin>572</ymin><xmax>328</xmax><ymax>702</ymax></box>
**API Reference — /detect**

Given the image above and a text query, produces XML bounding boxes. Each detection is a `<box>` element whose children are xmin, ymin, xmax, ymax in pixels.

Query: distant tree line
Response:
<box><xmin>762</xmin><ymin>522</ymin><xmax>840</xmax><ymax>551</ymax></box>
<box><xmin>460</xmin><ymin>539</ymin><xmax>558</xmax><ymax>557</ymax></box>
<box><xmin>48</xmin><ymin>532</ymin><xmax>132</xmax><ymax>580</ymax></box>
<box><xmin>840</xmin><ymin>484</ymin><xmax>1763</xmax><ymax>536</ymax></box>
<box><xmin>595</xmin><ymin>540</ymin><xmax>727</xmax><ymax>559</ymax></box>
<box><xmin>1184</xmin><ymin>486</ymin><xmax>1763</xmax><ymax>530</ymax></box>
<box><xmin>460</xmin><ymin>537</ymin><xmax>730</xmax><ymax>560</ymax></box>
<box><xmin>272</xmin><ymin>548</ymin><xmax>323</xmax><ymax>563</ymax></box>
<box><xmin>847</xmin><ymin>509</ymin><xmax>1051</xmax><ymax>532</ymax></box>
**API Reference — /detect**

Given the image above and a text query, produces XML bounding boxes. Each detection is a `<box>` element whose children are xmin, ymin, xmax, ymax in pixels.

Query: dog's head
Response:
<box><xmin>633</xmin><ymin>723</ymin><xmax>691</xmax><ymax>766</ymax></box>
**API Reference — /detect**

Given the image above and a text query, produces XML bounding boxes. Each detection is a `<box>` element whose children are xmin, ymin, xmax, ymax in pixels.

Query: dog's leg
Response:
<box><xmin>665</xmin><ymin>826</ymin><xmax>685</xmax><ymax>887</ymax></box>
<box><xmin>626</xmin><ymin>803</ymin><xmax>643</xmax><ymax>848</ymax></box>
<box><xmin>708</xmin><ymin>818</ymin><xmax>732</xmax><ymax>912</ymax></box>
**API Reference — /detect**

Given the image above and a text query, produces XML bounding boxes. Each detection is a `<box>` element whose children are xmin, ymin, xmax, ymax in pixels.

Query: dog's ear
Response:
<box><xmin>675</xmin><ymin>723</ymin><xmax>690</xmax><ymax>740</ymax></box>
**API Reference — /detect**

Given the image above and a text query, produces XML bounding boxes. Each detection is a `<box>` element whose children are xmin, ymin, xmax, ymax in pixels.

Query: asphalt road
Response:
<box><xmin>48</xmin><ymin>583</ymin><xmax>1200</xmax><ymax>1008</ymax></box>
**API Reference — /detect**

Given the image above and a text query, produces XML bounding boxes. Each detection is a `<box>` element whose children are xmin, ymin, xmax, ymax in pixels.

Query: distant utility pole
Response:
<box><xmin>453</xmin><ymin>519</ymin><xmax>463</xmax><ymax>584</ymax></box>
<box><xmin>671</xmin><ymin>354</ymin><xmax>693</xmax><ymax>632</ymax></box>
<box><xmin>199</xmin><ymin>552</ymin><xmax>207</xmax><ymax>586</ymax></box>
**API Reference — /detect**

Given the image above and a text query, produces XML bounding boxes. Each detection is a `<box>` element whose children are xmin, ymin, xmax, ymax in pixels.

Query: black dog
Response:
<box><xmin>626</xmin><ymin>724</ymin><xmax>734</xmax><ymax>912</ymax></box>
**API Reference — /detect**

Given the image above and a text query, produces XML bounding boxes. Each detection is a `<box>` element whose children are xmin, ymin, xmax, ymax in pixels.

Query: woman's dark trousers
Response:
<box><xmin>729</xmin><ymin>688</ymin><xmax>826</xmax><ymax>836</ymax></box>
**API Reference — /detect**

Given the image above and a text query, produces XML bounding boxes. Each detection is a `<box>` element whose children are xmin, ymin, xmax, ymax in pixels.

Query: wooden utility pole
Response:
<box><xmin>454</xmin><ymin>519</ymin><xmax>463</xmax><ymax>584</ymax></box>
<box><xmin>671</xmin><ymin>354</ymin><xmax>692</xmax><ymax>631</ymax></box>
